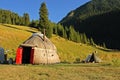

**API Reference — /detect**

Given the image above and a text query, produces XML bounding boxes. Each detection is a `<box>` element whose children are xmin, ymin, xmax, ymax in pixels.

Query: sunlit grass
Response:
<box><xmin>50</xmin><ymin>35</ymin><xmax>120</xmax><ymax>62</ymax></box>
<box><xmin>0</xmin><ymin>64</ymin><xmax>120</xmax><ymax>80</ymax></box>
<box><xmin>0</xmin><ymin>24</ymin><xmax>38</xmax><ymax>58</ymax></box>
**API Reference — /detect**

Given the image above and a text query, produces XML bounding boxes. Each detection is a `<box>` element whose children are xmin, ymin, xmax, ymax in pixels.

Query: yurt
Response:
<box><xmin>15</xmin><ymin>33</ymin><xmax>60</xmax><ymax>64</ymax></box>
<box><xmin>85</xmin><ymin>53</ymin><xmax>102</xmax><ymax>63</ymax></box>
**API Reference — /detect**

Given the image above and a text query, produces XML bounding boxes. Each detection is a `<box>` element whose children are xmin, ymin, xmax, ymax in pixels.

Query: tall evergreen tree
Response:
<box><xmin>69</xmin><ymin>26</ymin><xmax>75</xmax><ymax>41</ymax></box>
<box><xmin>76</xmin><ymin>32</ymin><xmax>81</xmax><ymax>43</ymax></box>
<box><xmin>81</xmin><ymin>33</ymin><xmax>88</xmax><ymax>44</ymax></box>
<box><xmin>64</xmin><ymin>26</ymin><xmax>69</xmax><ymax>39</ymax></box>
<box><xmin>53</xmin><ymin>25</ymin><xmax>58</xmax><ymax>35</ymax></box>
<box><xmin>23</xmin><ymin>13</ymin><xmax>30</xmax><ymax>26</ymax></box>
<box><xmin>30</xmin><ymin>20</ymin><xmax>39</xmax><ymax>28</ymax></box>
<box><xmin>57</xmin><ymin>24</ymin><xmax>64</xmax><ymax>37</ymax></box>
<box><xmin>90</xmin><ymin>37</ymin><xmax>95</xmax><ymax>46</ymax></box>
<box><xmin>39</xmin><ymin>2</ymin><xmax>52</xmax><ymax>38</ymax></box>
<box><xmin>63</xmin><ymin>29</ymin><xmax>67</xmax><ymax>39</ymax></box>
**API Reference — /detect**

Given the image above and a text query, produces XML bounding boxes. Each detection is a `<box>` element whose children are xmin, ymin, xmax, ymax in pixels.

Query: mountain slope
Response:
<box><xmin>60</xmin><ymin>0</ymin><xmax>120</xmax><ymax>24</ymax></box>
<box><xmin>0</xmin><ymin>24</ymin><xmax>120</xmax><ymax>62</ymax></box>
<box><xmin>59</xmin><ymin>0</ymin><xmax>120</xmax><ymax>49</ymax></box>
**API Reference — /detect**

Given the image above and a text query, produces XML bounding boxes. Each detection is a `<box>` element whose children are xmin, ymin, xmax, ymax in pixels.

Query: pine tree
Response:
<box><xmin>11</xmin><ymin>14</ymin><xmax>15</xmax><ymax>24</ymax></box>
<box><xmin>23</xmin><ymin>13</ymin><xmax>30</xmax><ymax>26</ymax></box>
<box><xmin>64</xmin><ymin>26</ymin><xmax>69</xmax><ymax>39</ymax></box>
<box><xmin>102</xmin><ymin>42</ymin><xmax>106</xmax><ymax>48</ymax></box>
<box><xmin>30</xmin><ymin>20</ymin><xmax>39</xmax><ymax>28</ymax></box>
<box><xmin>82</xmin><ymin>33</ymin><xmax>88</xmax><ymax>44</ymax></box>
<box><xmin>46</xmin><ymin>23</ymin><xmax>53</xmax><ymax>38</ymax></box>
<box><xmin>39</xmin><ymin>2</ymin><xmax>52</xmax><ymax>38</ymax></box>
<box><xmin>14</xmin><ymin>13</ymin><xmax>19</xmax><ymax>25</ymax></box>
<box><xmin>63</xmin><ymin>28</ymin><xmax>67</xmax><ymax>39</ymax></box>
<box><xmin>57</xmin><ymin>24</ymin><xmax>64</xmax><ymax>37</ymax></box>
<box><xmin>69</xmin><ymin>26</ymin><xmax>75</xmax><ymax>41</ymax></box>
<box><xmin>53</xmin><ymin>25</ymin><xmax>58</xmax><ymax>35</ymax></box>
<box><xmin>76</xmin><ymin>32</ymin><xmax>80</xmax><ymax>43</ymax></box>
<box><xmin>90</xmin><ymin>37</ymin><xmax>95</xmax><ymax>46</ymax></box>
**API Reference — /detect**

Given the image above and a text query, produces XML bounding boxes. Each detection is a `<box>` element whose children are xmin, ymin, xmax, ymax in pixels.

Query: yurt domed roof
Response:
<box><xmin>20</xmin><ymin>33</ymin><xmax>56</xmax><ymax>50</ymax></box>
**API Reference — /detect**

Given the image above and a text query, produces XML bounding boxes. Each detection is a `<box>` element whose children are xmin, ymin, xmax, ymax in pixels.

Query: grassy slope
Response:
<box><xmin>0</xmin><ymin>24</ymin><xmax>38</xmax><ymax>58</ymax></box>
<box><xmin>51</xmin><ymin>35</ymin><xmax>120</xmax><ymax>62</ymax></box>
<box><xmin>0</xmin><ymin>24</ymin><xmax>120</xmax><ymax>62</ymax></box>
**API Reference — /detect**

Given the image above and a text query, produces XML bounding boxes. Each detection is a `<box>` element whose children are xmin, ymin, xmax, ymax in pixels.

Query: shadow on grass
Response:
<box><xmin>93</xmin><ymin>45</ymin><xmax>120</xmax><ymax>52</ymax></box>
<box><xmin>3</xmin><ymin>24</ymin><xmax>37</xmax><ymax>33</ymax></box>
<box><xmin>3</xmin><ymin>24</ymin><xmax>22</xmax><ymax>30</ymax></box>
<box><xmin>38</xmin><ymin>73</ymin><xmax>50</xmax><ymax>77</ymax></box>
<box><xmin>25</xmin><ymin>30</ymin><xmax>36</xmax><ymax>33</ymax></box>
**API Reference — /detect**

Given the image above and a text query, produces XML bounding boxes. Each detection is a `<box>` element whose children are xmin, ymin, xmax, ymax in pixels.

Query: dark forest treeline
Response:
<box><xmin>52</xmin><ymin>23</ymin><xmax>96</xmax><ymax>46</ymax></box>
<box><xmin>0</xmin><ymin>9</ymin><xmax>30</xmax><ymax>26</ymax></box>
<box><xmin>78</xmin><ymin>10</ymin><xmax>120</xmax><ymax>49</ymax></box>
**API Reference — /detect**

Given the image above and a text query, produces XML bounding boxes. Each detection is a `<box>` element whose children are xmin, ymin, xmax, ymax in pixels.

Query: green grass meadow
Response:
<box><xmin>0</xmin><ymin>64</ymin><xmax>120</xmax><ymax>80</ymax></box>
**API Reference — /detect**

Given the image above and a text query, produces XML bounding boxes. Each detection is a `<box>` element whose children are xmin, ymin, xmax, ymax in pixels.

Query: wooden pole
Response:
<box><xmin>43</xmin><ymin>29</ymin><xmax>45</xmax><ymax>41</ymax></box>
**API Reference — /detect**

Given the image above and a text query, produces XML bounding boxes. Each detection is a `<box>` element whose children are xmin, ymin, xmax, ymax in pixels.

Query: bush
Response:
<box><xmin>61</xmin><ymin>60</ymin><xmax>71</xmax><ymax>64</ymax></box>
<box><xmin>111</xmin><ymin>59</ymin><xmax>120</xmax><ymax>66</ymax></box>
<box><xmin>74</xmin><ymin>58</ymin><xmax>80</xmax><ymax>63</ymax></box>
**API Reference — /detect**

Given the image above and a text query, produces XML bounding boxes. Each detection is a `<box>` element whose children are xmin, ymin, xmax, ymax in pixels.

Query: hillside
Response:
<box><xmin>0</xmin><ymin>24</ymin><xmax>38</xmax><ymax>58</ymax></box>
<box><xmin>59</xmin><ymin>0</ymin><xmax>120</xmax><ymax>49</ymax></box>
<box><xmin>0</xmin><ymin>24</ymin><xmax>120</xmax><ymax>62</ymax></box>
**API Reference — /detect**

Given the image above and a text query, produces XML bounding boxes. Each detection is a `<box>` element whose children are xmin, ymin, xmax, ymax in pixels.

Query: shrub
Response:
<box><xmin>74</xmin><ymin>57</ymin><xmax>80</xmax><ymax>63</ymax></box>
<box><xmin>111</xmin><ymin>59</ymin><xmax>120</xmax><ymax>66</ymax></box>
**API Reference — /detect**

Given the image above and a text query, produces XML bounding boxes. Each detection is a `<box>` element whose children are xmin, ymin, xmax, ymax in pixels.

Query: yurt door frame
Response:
<box><xmin>22</xmin><ymin>46</ymin><xmax>32</xmax><ymax>64</ymax></box>
<box><xmin>16</xmin><ymin>46</ymin><xmax>34</xmax><ymax>64</ymax></box>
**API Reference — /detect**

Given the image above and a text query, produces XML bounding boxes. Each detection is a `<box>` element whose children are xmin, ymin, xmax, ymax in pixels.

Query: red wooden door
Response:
<box><xmin>16</xmin><ymin>47</ymin><xmax>23</xmax><ymax>64</ymax></box>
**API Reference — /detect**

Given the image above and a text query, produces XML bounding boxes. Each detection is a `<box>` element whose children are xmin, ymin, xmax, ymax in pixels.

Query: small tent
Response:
<box><xmin>85</xmin><ymin>53</ymin><xmax>102</xmax><ymax>63</ymax></box>
<box><xmin>0</xmin><ymin>47</ymin><xmax>5</xmax><ymax>63</ymax></box>
<box><xmin>15</xmin><ymin>33</ymin><xmax>60</xmax><ymax>64</ymax></box>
